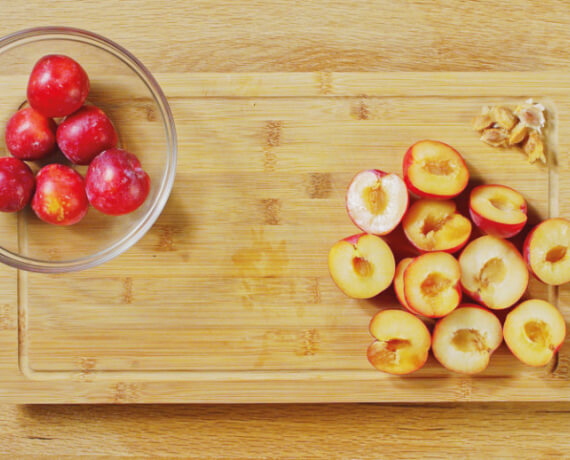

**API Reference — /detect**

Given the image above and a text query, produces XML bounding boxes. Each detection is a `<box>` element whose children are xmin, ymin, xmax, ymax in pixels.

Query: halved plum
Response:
<box><xmin>403</xmin><ymin>140</ymin><xmax>469</xmax><ymax>199</ymax></box>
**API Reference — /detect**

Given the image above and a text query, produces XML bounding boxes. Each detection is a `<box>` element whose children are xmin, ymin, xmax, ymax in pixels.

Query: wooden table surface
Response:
<box><xmin>1</xmin><ymin>1</ymin><xmax>570</xmax><ymax>457</ymax></box>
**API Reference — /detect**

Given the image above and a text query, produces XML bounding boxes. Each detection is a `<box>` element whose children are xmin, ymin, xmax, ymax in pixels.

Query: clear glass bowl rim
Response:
<box><xmin>0</xmin><ymin>26</ymin><xmax>177</xmax><ymax>273</ymax></box>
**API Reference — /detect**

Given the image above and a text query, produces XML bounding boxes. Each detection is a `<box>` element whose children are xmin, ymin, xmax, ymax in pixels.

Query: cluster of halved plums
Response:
<box><xmin>0</xmin><ymin>54</ymin><xmax>150</xmax><ymax>224</ymax></box>
<box><xmin>328</xmin><ymin>140</ymin><xmax>568</xmax><ymax>375</ymax></box>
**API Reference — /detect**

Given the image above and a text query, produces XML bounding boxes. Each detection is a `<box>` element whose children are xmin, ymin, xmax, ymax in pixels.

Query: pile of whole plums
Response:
<box><xmin>0</xmin><ymin>54</ymin><xmax>150</xmax><ymax>225</ymax></box>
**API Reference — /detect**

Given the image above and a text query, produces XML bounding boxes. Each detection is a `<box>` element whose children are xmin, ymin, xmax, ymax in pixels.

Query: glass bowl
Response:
<box><xmin>0</xmin><ymin>27</ymin><xmax>177</xmax><ymax>273</ymax></box>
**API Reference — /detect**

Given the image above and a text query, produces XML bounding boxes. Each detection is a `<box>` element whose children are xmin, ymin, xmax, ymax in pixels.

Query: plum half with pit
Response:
<box><xmin>86</xmin><ymin>148</ymin><xmax>150</xmax><ymax>216</ymax></box>
<box><xmin>5</xmin><ymin>107</ymin><xmax>57</xmax><ymax>161</ymax></box>
<box><xmin>32</xmin><ymin>164</ymin><xmax>88</xmax><ymax>226</ymax></box>
<box><xmin>27</xmin><ymin>54</ymin><xmax>90</xmax><ymax>118</ymax></box>
<box><xmin>57</xmin><ymin>105</ymin><xmax>118</xmax><ymax>165</ymax></box>
<box><xmin>0</xmin><ymin>157</ymin><xmax>35</xmax><ymax>212</ymax></box>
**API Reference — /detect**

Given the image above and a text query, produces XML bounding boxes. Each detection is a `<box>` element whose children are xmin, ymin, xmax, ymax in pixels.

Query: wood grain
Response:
<box><xmin>0</xmin><ymin>403</ymin><xmax>568</xmax><ymax>458</ymax></box>
<box><xmin>2</xmin><ymin>0</ymin><xmax>570</xmax><ymax>457</ymax></box>
<box><xmin>2</xmin><ymin>0</ymin><xmax>570</xmax><ymax>73</ymax></box>
<box><xmin>0</xmin><ymin>72</ymin><xmax>566</xmax><ymax>403</ymax></box>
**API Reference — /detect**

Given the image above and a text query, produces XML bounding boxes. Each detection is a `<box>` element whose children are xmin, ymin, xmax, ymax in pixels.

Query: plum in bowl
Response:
<box><xmin>0</xmin><ymin>27</ymin><xmax>177</xmax><ymax>272</ymax></box>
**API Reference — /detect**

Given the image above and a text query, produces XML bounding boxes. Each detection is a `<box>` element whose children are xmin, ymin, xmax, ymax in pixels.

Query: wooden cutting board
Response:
<box><xmin>0</xmin><ymin>71</ymin><xmax>569</xmax><ymax>403</ymax></box>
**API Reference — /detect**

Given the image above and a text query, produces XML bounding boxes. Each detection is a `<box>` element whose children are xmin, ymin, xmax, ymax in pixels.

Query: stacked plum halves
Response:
<box><xmin>328</xmin><ymin>139</ymin><xmax>568</xmax><ymax>375</ymax></box>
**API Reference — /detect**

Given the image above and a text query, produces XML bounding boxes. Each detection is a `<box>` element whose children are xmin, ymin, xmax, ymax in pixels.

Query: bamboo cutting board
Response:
<box><xmin>0</xmin><ymin>72</ymin><xmax>569</xmax><ymax>403</ymax></box>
